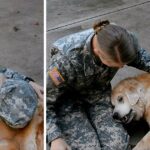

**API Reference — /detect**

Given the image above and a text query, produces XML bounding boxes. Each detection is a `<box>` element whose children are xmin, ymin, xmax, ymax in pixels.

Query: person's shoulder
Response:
<box><xmin>53</xmin><ymin>29</ymin><xmax>94</xmax><ymax>54</ymax></box>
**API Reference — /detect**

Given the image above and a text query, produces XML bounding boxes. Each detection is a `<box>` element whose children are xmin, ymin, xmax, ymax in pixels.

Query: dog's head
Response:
<box><xmin>111</xmin><ymin>78</ymin><xmax>145</xmax><ymax>124</ymax></box>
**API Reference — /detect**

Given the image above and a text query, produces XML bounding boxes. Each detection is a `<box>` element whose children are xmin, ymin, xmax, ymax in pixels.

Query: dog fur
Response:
<box><xmin>111</xmin><ymin>73</ymin><xmax>150</xmax><ymax>150</ymax></box>
<box><xmin>0</xmin><ymin>75</ymin><xmax>43</xmax><ymax>150</ymax></box>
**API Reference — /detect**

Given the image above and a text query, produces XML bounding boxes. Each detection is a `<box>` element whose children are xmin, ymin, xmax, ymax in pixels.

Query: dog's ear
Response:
<box><xmin>125</xmin><ymin>91</ymin><xmax>140</xmax><ymax>105</ymax></box>
<box><xmin>125</xmin><ymin>85</ymin><xmax>144</xmax><ymax>106</ymax></box>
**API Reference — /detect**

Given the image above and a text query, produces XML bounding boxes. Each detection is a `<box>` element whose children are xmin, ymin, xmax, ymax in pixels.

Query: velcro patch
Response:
<box><xmin>48</xmin><ymin>67</ymin><xmax>65</xmax><ymax>86</ymax></box>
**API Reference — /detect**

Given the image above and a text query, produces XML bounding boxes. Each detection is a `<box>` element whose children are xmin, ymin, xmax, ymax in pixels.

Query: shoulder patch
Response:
<box><xmin>48</xmin><ymin>67</ymin><xmax>65</xmax><ymax>86</ymax></box>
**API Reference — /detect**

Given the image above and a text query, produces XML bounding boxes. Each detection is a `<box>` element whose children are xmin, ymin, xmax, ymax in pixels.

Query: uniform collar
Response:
<box><xmin>83</xmin><ymin>31</ymin><xmax>107</xmax><ymax>76</ymax></box>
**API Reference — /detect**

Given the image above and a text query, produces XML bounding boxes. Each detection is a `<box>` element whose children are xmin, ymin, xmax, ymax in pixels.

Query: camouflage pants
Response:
<box><xmin>55</xmin><ymin>91</ymin><xmax>130</xmax><ymax>150</ymax></box>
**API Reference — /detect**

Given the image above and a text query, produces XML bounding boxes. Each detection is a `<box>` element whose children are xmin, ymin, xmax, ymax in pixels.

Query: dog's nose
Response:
<box><xmin>113</xmin><ymin>112</ymin><xmax>119</xmax><ymax>120</ymax></box>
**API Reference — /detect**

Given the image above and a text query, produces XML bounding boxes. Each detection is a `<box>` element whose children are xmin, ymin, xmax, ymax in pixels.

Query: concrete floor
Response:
<box><xmin>47</xmin><ymin>0</ymin><xmax>150</xmax><ymax>147</ymax></box>
<box><xmin>0</xmin><ymin>0</ymin><xmax>43</xmax><ymax>84</ymax></box>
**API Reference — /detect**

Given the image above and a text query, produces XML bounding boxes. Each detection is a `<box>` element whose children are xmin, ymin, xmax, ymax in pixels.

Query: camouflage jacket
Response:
<box><xmin>47</xmin><ymin>29</ymin><xmax>150</xmax><ymax>143</ymax></box>
<box><xmin>0</xmin><ymin>67</ymin><xmax>37</xmax><ymax>128</ymax></box>
<box><xmin>0</xmin><ymin>67</ymin><xmax>34</xmax><ymax>82</ymax></box>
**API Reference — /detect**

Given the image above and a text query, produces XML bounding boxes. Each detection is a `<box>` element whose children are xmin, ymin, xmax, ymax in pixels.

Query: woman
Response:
<box><xmin>0</xmin><ymin>66</ymin><xmax>43</xmax><ymax>128</ymax></box>
<box><xmin>47</xmin><ymin>20</ymin><xmax>150</xmax><ymax>150</ymax></box>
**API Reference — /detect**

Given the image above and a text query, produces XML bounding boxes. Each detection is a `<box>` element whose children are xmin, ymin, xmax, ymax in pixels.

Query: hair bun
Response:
<box><xmin>93</xmin><ymin>20</ymin><xmax>110</xmax><ymax>34</ymax></box>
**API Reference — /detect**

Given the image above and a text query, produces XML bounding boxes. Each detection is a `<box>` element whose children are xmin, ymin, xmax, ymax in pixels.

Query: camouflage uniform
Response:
<box><xmin>0</xmin><ymin>67</ymin><xmax>38</xmax><ymax>128</ymax></box>
<box><xmin>47</xmin><ymin>29</ymin><xmax>150</xmax><ymax>150</ymax></box>
<box><xmin>0</xmin><ymin>67</ymin><xmax>34</xmax><ymax>82</ymax></box>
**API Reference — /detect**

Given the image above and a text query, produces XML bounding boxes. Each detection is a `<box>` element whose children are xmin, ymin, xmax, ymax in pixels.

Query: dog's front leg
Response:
<box><xmin>133</xmin><ymin>131</ymin><xmax>150</xmax><ymax>150</ymax></box>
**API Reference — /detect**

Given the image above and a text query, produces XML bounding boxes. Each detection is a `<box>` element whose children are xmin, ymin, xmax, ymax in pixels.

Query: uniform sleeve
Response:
<box><xmin>46</xmin><ymin>53</ymin><xmax>75</xmax><ymax>144</ymax></box>
<box><xmin>0</xmin><ymin>67</ymin><xmax>34</xmax><ymax>82</ymax></box>
<box><xmin>128</xmin><ymin>48</ymin><xmax>150</xmax><ymax>72</ymax></box>
<box><xmin>46</xmin><ymin>75</ymin><xmax>64</xmax><ymax>144</ymax></box>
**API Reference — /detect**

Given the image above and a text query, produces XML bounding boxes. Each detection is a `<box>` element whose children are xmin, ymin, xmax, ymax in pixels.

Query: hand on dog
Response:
<box><xmin>51</xmin><ymin>138</ymin><xmax>71</xmax><ymax>150</ymax></box>
<box><xmin>0</xmin><ymin>74</ymin><xmax>6</xmax><ymax>85</ymax></box>
<box><xmin>29</xmin><ymin>81</ymin><xmax>43</xmax><ymax>101</ymax></box>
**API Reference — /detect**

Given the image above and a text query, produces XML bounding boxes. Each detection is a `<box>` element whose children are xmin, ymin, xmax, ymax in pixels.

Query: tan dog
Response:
<box><xmin>111</xmin><ymin>73</ymin><xmax>150</xmax><ymax>150</ymax></box>
<box><xmin>0</xmin><ymin>75</ymin><xmax>43</xmax><ymax>150</ymax></box>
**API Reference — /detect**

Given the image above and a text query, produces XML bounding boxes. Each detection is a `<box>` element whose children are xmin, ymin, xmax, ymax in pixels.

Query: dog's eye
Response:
<box><xmin>118</xmin><ymin>96</ymin><xmax>124</xmax><ymax>103</ymax></box>
<box><xmin>111</xmin><ymin>105</ymin><xmax>115</xmax><ymax>109</ymax></box>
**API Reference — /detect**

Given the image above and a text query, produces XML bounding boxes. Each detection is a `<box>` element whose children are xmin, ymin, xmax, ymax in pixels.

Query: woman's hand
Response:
<box><xmin>29</xmin><ymin>81</ymin><xmax>43</xmax><ymax>101</ymax></box>
<box><xmin>50</xmin><ymin>138</ymin><xmax>71</xmax><ymax>150</ymax></box>
<box><xmin>0</xmin><ymin>74</ymin><xmax>6</xmax><ymax>86</ymax></box>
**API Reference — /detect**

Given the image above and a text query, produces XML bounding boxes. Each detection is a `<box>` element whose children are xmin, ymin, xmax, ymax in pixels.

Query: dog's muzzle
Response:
<box><xmin>113</xmin><ymin>109</ymin><xmax>133</xmax><ymax>123</ymax></box>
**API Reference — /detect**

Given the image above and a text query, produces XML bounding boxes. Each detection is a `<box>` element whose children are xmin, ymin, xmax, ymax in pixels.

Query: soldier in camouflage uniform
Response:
<box><xmin>47</xmin><ymin>20</ymin><xmax>150</xmax><ymax>150</ymax></box>
<box><xmin>0</xmin><ymin>67</ymin><xmax>43</xmax><ymax>128</ymax></box>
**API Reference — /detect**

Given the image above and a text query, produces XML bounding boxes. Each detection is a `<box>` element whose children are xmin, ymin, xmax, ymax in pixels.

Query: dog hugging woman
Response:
<box><xmin>0</xmin><ymin>67</ymin><xmax>43</xmax><ymax>128</ymax></box>
<box><xmin>47</xmin><ymin>20</ymin><xmax>150</xmax><ymax>150</ymax></box>
<box><xmin>0</xmin><ymin>67</ymin><xmax>44</xmax><ymax>149</ymax></box>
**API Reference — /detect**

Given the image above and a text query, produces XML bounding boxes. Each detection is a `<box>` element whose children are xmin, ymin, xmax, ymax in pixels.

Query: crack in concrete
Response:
<box><xmin>47</xmin><ymin>0</ymin><xmax>150</xmax><ymax>32</ymax></box>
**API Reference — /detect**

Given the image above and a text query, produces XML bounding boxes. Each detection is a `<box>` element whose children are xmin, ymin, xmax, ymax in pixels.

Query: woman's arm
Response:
<box><xmin>29</xmin><ymin>81</ymin><xmax>43</xmax><ymax>100</ymax></box>
<box><xmin>0</xmin><ymin>67</ymin><xmax>43</xmax><ymax>100</ymax></box>
<box><xmin>47</xmin><ymin>74</ymin><xmax>64</xmax><ymax>143</ymax></box>
<box><xmin>47</xmin><ymin>52</ymin><xmax>75</xmax><ymax>147</ymax></box>
<box><xmin>0</xmin><ymin>67</ymin><xmax>34</xmax><ymax>82</ymax></box>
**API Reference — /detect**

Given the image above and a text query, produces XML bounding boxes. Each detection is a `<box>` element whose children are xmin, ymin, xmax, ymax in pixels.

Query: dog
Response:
<box><xmin>0</xmin><ymin>75</ymin><xmax>43</xmax><ymax>150</ymax></box>
<box><xmin>111</xmin><ymin>73</ymin><xmax>150</xmax><ymax>150</ymax></box>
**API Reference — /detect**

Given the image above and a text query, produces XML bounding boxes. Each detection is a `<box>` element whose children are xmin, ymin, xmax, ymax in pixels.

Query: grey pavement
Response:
<box><xmin>47</xmin><ymin>0</ymin><xmax>148</xmax><ymax>31</ymax></box>
<box><xmin>47</xmin><ymin>0</ymin><xmax>150</xmax><ymax>147</ymax></box>
<box><xmin>0</xmin><ymin>0</ymin><xmax>43</xmax><ymax>84</ymax></box>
